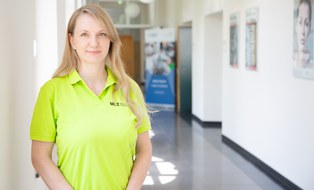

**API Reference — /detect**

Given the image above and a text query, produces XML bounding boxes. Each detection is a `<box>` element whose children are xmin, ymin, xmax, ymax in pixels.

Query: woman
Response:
<box><xmin>295</xmin><ymin>0</ymin><xmax>313</xmax><ymax>67</ymax></box>
<box><xmin>30</xmin><ymin>4</ymin><xmax>152</xmax><ymax>190</ymax></box>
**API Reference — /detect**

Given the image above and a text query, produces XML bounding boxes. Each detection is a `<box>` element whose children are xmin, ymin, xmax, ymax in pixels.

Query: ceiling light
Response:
<box><xmin>125</xmin><ymin>3</ymin><xmax>140</xmax><ymax>18</ymax></box>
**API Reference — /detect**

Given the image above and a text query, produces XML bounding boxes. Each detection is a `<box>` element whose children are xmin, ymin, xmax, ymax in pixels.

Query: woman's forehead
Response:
<box><xmin>299</xmin><ymin>3</ymin><xmax>311</xmax><ymax>14</ymax></box>
<box><xmin>74</xmin><ymin>14</ymin><xmax>106</xmax><ymax>31</ymax></box>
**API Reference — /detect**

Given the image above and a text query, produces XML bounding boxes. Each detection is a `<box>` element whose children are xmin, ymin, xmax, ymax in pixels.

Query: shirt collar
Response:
<box><xmin>68</xmin><ymin>66</ymin><xmax>117</xmax><ymax>87</ymax></box>
<box><xmin>105</xmin><ymin>66</ymin><xmax>117</xmax><ymax>88</ymax></box>
<box><xmin>68</xmin><ymin>69</ymin><xmax>81</xmax><ymax>85</ymax></box>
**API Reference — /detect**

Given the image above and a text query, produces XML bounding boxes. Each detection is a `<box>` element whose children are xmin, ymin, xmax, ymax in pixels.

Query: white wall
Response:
<box><xmin>192</xmin><ymin>0</ymin><xmax>224</xmax><ymax>121</ymax></box>
<box><xmin>154</xmin><ymin>0</ymin><xmax>178</xmax><ymax>27</ymax></box>
<box><xmin>155</xmin><ymin>0</ymin><xmax>194</xmax><ymax>27</ymax></box>
<box><xmin>203</xmin><ymin>13</ymin><xmax>223</xmax><ymax>121</ymax></box>
<box><xmin>222</xmin><ymin>0</ymin><xmax>314</xmax><ymax>189</ymax></box>
<box><xmin>177</xmin><ymin>0</ymin><xmax>194</xmax><ymax>24</ymax></box>
<box><xmin>35</xmin><ymin>0</ymin><xmax>59</xmax><ymax>91</ymax></box>
<box><xmin>191</xmin><ymin>3</ymin><xmax>206</xmax><ymax>120</ymax></box>
<box><xmin>0</xmin><ymin>1</ymin><xmax>39</xmax><ymax>189</ymax></box>
<box><xmin>1</xmin><ymin>0</ymin><xmax>38</xmax><ymax>189</ymax></box>
<box><xmin>189</xmin><ymin>0</ymin><xmax>223</xmax><ymax>121</ymax></box>
<box><xmin>0</xmin><ymin>2</ymin><xmax>12</xmax><ymax>189</ymax></box>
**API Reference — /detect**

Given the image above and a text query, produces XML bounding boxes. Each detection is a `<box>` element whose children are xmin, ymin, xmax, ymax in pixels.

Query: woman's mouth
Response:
<box><xmin>87</xmin><ymin>50</ymin><xmax>101</xmax><ymax>55</ymax></box>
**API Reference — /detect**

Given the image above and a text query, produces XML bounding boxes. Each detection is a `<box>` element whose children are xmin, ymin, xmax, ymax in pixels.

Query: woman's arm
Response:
<box><xmin>31</xmin><ymin>140</ymin><xmax>73</xmax><ymax>190</ymax></box>
<box><xmin>126</xmin><ymin>132</ymin><xmax>152</xmax><ymax>190</ymax></box>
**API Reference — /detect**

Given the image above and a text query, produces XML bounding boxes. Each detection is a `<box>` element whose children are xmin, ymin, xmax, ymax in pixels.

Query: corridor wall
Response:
<box><xmin>0</xmin><ymin>2</ymin><xmax>12</xmax><ymax>189</ymax></box>
<box><xmin>222</xmin><ymin>0</ymin><xmax>314</xmax><ymax>189</ymax></box>
<box><xmin>157</xmin><ymin>0</ymin><xmax>313</xmax><ymax>189</ymax></box>
<box><xmin>0</xmin><ymin>0</ymin><xmax>37</xmax><ymax>189</ymax></box>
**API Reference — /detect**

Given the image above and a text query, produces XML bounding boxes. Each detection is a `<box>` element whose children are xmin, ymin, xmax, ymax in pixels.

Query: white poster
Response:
<box><xmin>230</xmin><ymin>13</ymin><xmax>240</xmax><ymax>68</ymax></box>
<box><xmin>245</xmin><ymin>8</ymin><xmax>258</xmax><ymax>71</ymax></box>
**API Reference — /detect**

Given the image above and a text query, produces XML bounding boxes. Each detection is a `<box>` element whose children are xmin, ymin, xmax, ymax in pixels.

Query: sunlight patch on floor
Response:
<box><xmin>143</xmin><ymin>156</ymin><xmax>178</xmax><ymax>186</ymax></box>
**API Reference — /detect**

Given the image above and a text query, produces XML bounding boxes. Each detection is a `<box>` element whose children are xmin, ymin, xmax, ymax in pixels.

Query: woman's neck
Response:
<box><xmin>77</xmin><ymin>62</ymin><xmax>107</xmax><ymax>95</ymax></box>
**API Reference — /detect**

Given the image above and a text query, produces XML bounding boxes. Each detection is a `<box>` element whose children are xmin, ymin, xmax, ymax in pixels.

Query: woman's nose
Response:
<box><xmin>302</xmin><ymin>23</ymin><xmax>307</xmax><ymax>35</ymax></box>
<box><xmin>89</xmin><ymin>35</ymin><xmax>99</xmax><ymax>47</ymax></box>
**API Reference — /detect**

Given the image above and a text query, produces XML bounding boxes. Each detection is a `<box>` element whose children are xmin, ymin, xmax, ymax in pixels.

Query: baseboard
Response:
<box><xmin>191</xmin><ymin>114</ymin><xmax>222</xmax><ymax>128</ymax></box>
<box><xmin>222</xmin><ymin>135</ymin><xmax>302</xmax><ymax>190</ymax></box>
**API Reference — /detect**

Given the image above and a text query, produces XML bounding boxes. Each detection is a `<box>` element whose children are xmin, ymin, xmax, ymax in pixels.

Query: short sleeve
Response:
<box><xmin>30</xmin><ymin>82</ymin><xmax>57</xmax><ymax>142</ymax></box>
<box><xmin>130</xmin><ymin>80</ymin><xmax>151</xmax><ymax>134</ymax></box>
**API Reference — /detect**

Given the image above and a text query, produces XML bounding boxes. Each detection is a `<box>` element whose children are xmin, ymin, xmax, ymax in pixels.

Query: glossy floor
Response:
<box><xmin>142</xmin><ymin>111</ymin><xmax>284</xmax><ymax>190</ymax></box>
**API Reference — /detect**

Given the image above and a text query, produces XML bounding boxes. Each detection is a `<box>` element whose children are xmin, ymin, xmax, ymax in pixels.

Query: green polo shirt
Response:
<box><xmin>30</xmin><ymin>67</ymin><xmax>151</xmax><ymax>189</ymax></box>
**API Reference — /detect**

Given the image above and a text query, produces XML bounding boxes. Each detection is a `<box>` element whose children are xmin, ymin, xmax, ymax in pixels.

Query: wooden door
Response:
<box><xmin>120</xmin><ymin>35</ymin><xmax>137</xmax><ymax>81</ymax></box>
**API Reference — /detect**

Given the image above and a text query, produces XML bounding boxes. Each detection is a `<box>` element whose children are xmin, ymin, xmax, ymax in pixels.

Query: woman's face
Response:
<box><xmin>296</xmin><ymin>2</ymin><xmax>311</xmax><ymax>52</ymax></box>
<box><xmin>70</xmin><ymin>14</ymin><xmax>111</xmax><ymax>65</ymax></box>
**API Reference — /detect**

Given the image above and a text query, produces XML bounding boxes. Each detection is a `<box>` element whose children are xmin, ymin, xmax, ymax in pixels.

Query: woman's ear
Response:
<box><xmin>69</xmin><ymin>33</ymin><xmax>76</xmax><ymax>50</ymax></box>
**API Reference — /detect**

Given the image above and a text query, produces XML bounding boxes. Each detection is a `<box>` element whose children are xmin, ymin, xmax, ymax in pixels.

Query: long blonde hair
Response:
<box><xmin>53</xmin><ymin>4</ymin><xmax>145</xmax><ymax>127</ymax></box>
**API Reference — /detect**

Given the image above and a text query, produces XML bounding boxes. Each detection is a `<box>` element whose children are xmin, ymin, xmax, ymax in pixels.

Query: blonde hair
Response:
<box><xmin>53</xmin><ymin>4</ymin><xmax>145</xmax><ymax>127</ymax></box>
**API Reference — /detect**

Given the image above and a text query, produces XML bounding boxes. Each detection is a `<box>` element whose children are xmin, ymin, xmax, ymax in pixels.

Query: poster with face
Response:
<box><xmin>293</xmin><ymin>0</ymin><xmax>314</xmax><ymax>79</ymax></box>
<box><xmin>245</xmin><ymin>8</ymin><xmax>258</xmax><ymax>71</ymax></box>
<box><xmin>230</xmin><ymin>13</ymin><xmax>240</xmax><ymax>68</ymax></box>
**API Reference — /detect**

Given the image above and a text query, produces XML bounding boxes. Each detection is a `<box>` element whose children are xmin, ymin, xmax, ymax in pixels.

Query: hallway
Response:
<box><xmin>142</xmin><ymin>111</ymin><xmax>284</xmax><ymax>190</ymax></box>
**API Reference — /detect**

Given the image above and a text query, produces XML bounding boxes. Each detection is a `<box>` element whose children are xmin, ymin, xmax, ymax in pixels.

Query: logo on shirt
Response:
<box><xmin>110</xmin><ymin>102</ymin><xmax>128</xmax><ymax>107</ymax></box>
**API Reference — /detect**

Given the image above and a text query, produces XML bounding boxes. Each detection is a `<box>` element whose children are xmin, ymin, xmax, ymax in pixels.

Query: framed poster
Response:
<box><xmin>293</xmin><ymin>0</ymin><xmax>314</xmax><ymax>79</ymax></box>
<box><xmin>245</xmin><ymin>7</ymin><xmax>258</xmax><ymax>71</ymax></box>
<box><xmin>230</xmin><ymin>13</ymin><xmax>240</xmax><ymax>68</ymax></box>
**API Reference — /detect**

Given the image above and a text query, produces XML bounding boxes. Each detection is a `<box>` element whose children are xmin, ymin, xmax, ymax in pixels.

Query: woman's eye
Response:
<box><xmin>100</xmin><ymin>33</ymin><xmax>107</xmax><ymax>37</ymax></box>
<box><xmin>81</xmin><ymin>33</ymin><xmax>87</xmax><ymax>37</ymax></box>
<box><xmin>305</xmin><ymin>19</ymin><xmax>310</xmax><ymax>27</ymax></box>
